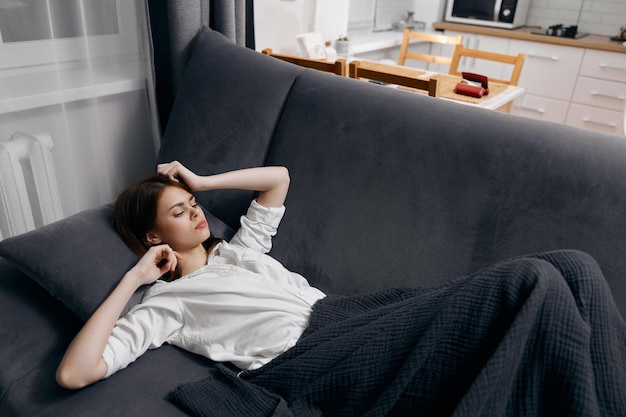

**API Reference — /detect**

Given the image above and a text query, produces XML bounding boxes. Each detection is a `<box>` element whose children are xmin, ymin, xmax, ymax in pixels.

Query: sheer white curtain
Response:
<box><xmin>0</xmin><ymin>0</ymin><xmax>158</xmax><ymax>234</ymax></box>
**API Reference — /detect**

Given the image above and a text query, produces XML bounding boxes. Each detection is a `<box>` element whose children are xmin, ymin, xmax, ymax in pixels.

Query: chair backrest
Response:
<box><xmin>397</xmin><ymin>29</ymin><xmax>463</xmax><ymax>67</ymax></box>
<box><xmin>449</xmin><ymin>45</ymin><xmax>526</xmax><ymax>86</ymax></box>
<box><xmin>348</xmin><ymin>60</ymin><xmax>440</xmax><ymax>98</ymax></box>
<box><xmin>261</xmin><ymin>48</ymin><xmax>346</xmax><ymax>76</ymax></box>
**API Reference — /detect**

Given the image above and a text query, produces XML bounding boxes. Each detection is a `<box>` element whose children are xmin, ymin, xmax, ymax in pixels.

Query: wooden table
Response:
<box><xmin>422</xmin><ymin>70</ymin><xmax>526</xmax><ymax>111</ymax></box>
<box><xmin>362</xmin><ymin>63</ymin><xmax>526</xmax><ymax>111</ymax></box>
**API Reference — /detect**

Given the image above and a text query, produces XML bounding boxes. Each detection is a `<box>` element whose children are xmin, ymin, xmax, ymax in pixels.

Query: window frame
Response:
<box><xmin>0</xmin><ymin>0</ymin><xmax>141</xmax><ymax>71</ymax></box>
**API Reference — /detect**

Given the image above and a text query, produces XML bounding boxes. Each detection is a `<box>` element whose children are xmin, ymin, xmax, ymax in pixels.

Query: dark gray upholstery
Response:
<box><xmin>2</xmin><ymin>26</ymin><xmax>626</xmax><ymax>416</ymax></box>
<box><xmin>264</xmin><ymin>70</ymin><xmax>626</xmax><ymax>303</ymax></box>
<box><xmin>157</xmin><ymin>26</ymin><xmax>304</xmax><ymax>227</ymax></box>
<box><xmin>0</xmin><ymin>205</ymin><xmax>234</xmax><ymax>321</ymax></box>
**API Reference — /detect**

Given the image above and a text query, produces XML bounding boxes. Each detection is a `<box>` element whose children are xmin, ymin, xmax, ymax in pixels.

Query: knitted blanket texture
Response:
<box><xmin>170</xmin><ymin>250</ymin><xmax>626</xmax><ymax>417</ymax></box>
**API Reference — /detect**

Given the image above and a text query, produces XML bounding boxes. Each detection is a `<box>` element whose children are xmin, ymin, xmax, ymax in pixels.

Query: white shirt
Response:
<box><xmin>102</xmin><ymin>200</ymin><xmax>326</xmax><ymax>378</ymax></box>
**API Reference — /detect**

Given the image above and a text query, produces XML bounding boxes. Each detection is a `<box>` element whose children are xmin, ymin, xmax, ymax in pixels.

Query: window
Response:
<box><xmin>0</xmin><ymin>0</ymin><xmax>118</xmax><ymax>43</ymax></box>
<box><xmin>0</xmin><ymin>0</ymin><xmax>139</xmax><ymax>70</ymax></box>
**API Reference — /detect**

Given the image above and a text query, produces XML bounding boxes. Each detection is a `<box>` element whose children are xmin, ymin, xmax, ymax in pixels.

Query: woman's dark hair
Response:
<box><xmin>114</xmin><ymin>175</ymin><xmax>221</xmax><ymax>281</ymax></box>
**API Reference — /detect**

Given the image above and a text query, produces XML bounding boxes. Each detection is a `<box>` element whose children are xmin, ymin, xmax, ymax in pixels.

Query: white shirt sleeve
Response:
<box><xmin>228</xmin><ymin>199</ymin><xmax>286</xmax><ymax>254</ymax></box>
<box><xmin>102</xmin><ymin>291</ymin><xmax>183</xmax><ymax>378</ymax></box>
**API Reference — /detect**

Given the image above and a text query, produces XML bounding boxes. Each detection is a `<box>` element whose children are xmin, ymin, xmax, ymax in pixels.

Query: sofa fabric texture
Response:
<box><xmin>0</xmin><ymin>205</ymin><xmax>234</xmax><ymax>321</ymax></box>
<box><xmin>1</xmin><ymin>26</ymin><xmax>626</xmax><ymax>416</ymax></box>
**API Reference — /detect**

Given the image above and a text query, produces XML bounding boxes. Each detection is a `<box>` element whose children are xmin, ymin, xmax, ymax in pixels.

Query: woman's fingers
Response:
<box><xmin>157</xmin><ymin>161</ymin><xmax>183</xmax><ymax>182</ymax></box>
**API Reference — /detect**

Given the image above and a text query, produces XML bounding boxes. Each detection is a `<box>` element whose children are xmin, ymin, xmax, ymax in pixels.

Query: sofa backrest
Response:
<box><xmin>159</xmin><ymin>28</ymin><xmax>626</xmax><ymax>315</ymax></box>
<box><xmin>265</xmin><ymin>70</ymin><xmax>626</xmax><ymax>314</ymax></box>
<box><xmin>158</xmin><ymin>27</ymin><xmax>305</xmax><ymax>227</ymax></box>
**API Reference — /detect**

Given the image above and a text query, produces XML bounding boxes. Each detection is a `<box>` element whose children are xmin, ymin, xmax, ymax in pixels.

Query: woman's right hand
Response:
<box><xmin>129</xmin><ymin>244</ymin><xmax>181</xmax><ymax>286</ymax></box>
<box><xmin>57</xmin><ymin>245</ymin><xmax>180</xmax><ymax>389</ymax></box>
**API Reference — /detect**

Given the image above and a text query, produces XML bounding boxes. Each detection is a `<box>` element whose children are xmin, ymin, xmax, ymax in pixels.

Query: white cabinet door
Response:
<box><xmin>565</xmin><ymin>103</ymin><xmax>624</xmax><ymax>135</ymax></box>
<box><xmin>571</xmin><ymin>76</ymin><xmax>626</xmax><ymax>111</ymax></box>
<box><xmin>513</xmin><ymin>95</ymin><xmax>571</xmax><ymax>124</ymax></box>
<box><xmin>444</xmin><ymin>31</ymin><xmax>510</xmax><ymax>79</ymax></box>
<box><xmin>507</xmin><ymin>40</ymin><xmax>584</xmax><ymax>101</ymax></box>
<box><xmin>567</xmin><ymin>49</ymin><xmax>626</xmax><ymax>135</ymax></box>
<box><xmin>579</xmin><ymin>49</ymin><xmax>626</xmax><ymax>83</ymax></box>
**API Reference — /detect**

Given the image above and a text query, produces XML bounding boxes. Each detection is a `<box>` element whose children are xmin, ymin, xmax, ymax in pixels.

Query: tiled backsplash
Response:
<box><xmin>527</xmin><ymin>0</ymin><xmax>626</xmax><ymax>37</ymax></box>
<box><xmin>347</xmin><ymin>0</ymin><xmax>626</xmax><ymax>38</ymax></box>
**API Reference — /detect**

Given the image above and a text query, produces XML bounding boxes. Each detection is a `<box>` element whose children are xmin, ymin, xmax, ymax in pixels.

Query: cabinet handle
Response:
<box><xmin>520</xmin><ymin>105</ymin><xmax>545</xmax><ymax>114</ymax></box>
<box><xmin>598</xmin><ymin>63</ymin><xmax>626</xmax><ymax>72</ymax></box>
<box><xmin>582</xmin><ymin>117</ymin><xmax>617</xmax><ymax>128</ymax></box>
<box><xmin>590</xmin><ymin>91</ymin><xmax>626</xmax><ymax>101</ymax></box>
<box><xmin>527</xmin><ymin>53</ymin><xmax>559</xmax><ymax>61</ymax></box>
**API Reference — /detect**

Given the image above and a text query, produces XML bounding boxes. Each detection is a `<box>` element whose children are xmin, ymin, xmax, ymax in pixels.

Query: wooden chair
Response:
<box><xmin>348</xmin><ymin>60</ymin><xmax>440</xmax><ymax>98</ymax></box>
<box><xmin>397</xmin><ymin>29</ymin><xmax>463</xmax><ymax>68</ymax></box>
<box><xmin>261</xmin><ymin>48</ymin><xmax>346</xmax><ymax>76</ymax></box>
<box><xmin>448</xmin><ymin>45</ymin><xmax>526</xmax><ymax>86</ymax></box>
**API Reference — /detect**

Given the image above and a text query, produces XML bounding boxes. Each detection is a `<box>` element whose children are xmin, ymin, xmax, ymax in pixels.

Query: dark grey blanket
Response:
<box><xmin>170</xmin><ymin>250</ymin><xmax>626</xmax><ymax>416</ymax></box>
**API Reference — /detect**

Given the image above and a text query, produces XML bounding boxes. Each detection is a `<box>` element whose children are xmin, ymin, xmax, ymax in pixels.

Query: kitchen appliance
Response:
<box><xmin>531</xmin><ymin>24</ymin><xmax>589</xmax><ymax>39</ymax></box>
<box><xmin>610</xmin><ymin>25</ymin><xmax>626</xmax><ymax>41</ymax></box>
<box><xmin>444</xmin><ymin>0</ymin><xmax>531</xmax><ymax>29</ymax></box>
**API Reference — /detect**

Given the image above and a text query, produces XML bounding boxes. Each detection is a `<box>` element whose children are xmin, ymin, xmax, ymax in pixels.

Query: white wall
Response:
<box><xmin>315</xmin><ymin>0</ymin><xmax>350</xmax><ymax>41</ymax></box>
<box><xmin>410</xmin><ymin>0</ymin><xmax>446</xmax><ymax>29</ymax></box>
<box><xmin>254</xmin><ymin>0</ymin><xmax>312</xmax><ymax>54</ymax></box>
<box><xmin>254</xmin><ymin>0</ymin><xmax>349</xmax><ymax>54</ymax></box>
<box><xmin>341</xmin><ymin>0</ymin><xmax>625</xmax><ymax>38</ymax></box>
<box><xmin>527</xmin><ymin>0</ymin><xmax>626</xmax><ymax>37</ymax></box>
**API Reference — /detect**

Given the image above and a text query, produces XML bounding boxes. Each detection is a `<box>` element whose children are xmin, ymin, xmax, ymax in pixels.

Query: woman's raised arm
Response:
<box><xmin>157</xmin><ymin>161</ymin><xmax>290</xmax><ymax>208</ymax></box>
<box><xmin>56</xmin><ymin>245</ymin><xmax>180</xmax><ymax>389</ymax></box>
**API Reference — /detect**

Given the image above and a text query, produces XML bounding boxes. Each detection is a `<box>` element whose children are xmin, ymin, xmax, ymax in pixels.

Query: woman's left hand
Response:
<box><xmin>157</xmin><ymin>161</ymin><xmax>202</xmax><ymax>191</ymax></box>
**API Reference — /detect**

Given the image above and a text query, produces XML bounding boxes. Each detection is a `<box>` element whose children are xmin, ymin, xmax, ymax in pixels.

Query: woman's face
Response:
<box><xmin>147</xmin><ymin>186</ymin><xmax>211</xmax><ymax>251</ymax></box>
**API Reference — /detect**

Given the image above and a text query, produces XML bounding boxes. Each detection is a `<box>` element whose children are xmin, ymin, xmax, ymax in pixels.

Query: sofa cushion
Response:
<box><xmin>2</xmin><ymin>344</ymin><xmax>212</xmax><ymax>417</ymax></box>
<box><xmin>0</xmin><ymin>204</ymin><xmax>234</xmax><ymax>321</ymax></box>
<box><xmin>157</xmin><ymin>27</ymin><xmax>304</xmax><ymax>229</ymax></box>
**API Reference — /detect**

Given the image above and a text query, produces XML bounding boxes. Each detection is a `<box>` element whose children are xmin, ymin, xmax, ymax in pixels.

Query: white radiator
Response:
<box><xmin>0</xmin><ymin>132</ymin><xmax>63</xmax><ymax>240</ymax></box>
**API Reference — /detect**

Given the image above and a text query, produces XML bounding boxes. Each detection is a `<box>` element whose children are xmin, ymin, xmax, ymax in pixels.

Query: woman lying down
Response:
<box><xmin>56</xmin><ymin>161</ymin><xmax>626</xmax><ymax>417</ymax></box>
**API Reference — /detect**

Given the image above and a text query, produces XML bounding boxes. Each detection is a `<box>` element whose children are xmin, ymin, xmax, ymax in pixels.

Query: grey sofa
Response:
<box><xmin>1</xmin><ymin>27</ymin><xmax>626</xmax><ymax>416</ymax></box>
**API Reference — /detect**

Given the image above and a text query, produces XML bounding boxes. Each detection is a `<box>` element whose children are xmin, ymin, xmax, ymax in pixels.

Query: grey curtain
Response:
<box><xmin>147</xmin><ymin>0</ymin><xmax>255</xmax><ymax>132</ymax></box>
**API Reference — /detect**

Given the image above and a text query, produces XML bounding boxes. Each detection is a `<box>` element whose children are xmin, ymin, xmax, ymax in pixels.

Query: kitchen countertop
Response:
<box><xmin>348</xmin><ymin>29</ymin><xmax>434</xmax><ymax>55</ymax></box>
<box><xmin>432</xmin><ymin>22</ymin><xmax>626</xmax><ymax>54</ymax></box>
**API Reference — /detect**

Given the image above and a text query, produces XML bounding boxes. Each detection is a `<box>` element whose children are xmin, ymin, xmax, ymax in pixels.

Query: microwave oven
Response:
<box><xmin>444</xmin><ymin>0</ymin><xmax>531</xmax><ymax>29</ymax></box>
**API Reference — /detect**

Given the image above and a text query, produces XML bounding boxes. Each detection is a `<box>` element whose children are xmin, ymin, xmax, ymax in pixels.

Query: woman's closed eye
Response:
<box><xmin>173</xmin><ymin>201</ymin><xmax>198</xmax><ymax>217</ymax></box>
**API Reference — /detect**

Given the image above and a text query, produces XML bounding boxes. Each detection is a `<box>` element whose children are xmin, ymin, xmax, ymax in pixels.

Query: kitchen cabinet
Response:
<box><xmin>507</xmin><ymin>39</ymin><xmax>584</xmax><ymax>124</ymax></box>
<box><xmin>443</xmin><ymin>31</ymin><xmax>585</xmax><ymax>124</ymax></box>
<box><xmin>436</xmin><ymin>22</ymin><xmax>626</xmax><ymax>136</ymax></box>
<box><xmin>565</xmin><ymin>49</ymin><xmax>626</xmax><ymax>135</ymax></box>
